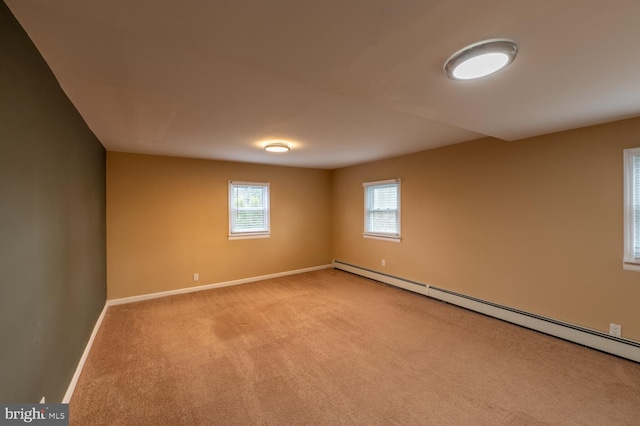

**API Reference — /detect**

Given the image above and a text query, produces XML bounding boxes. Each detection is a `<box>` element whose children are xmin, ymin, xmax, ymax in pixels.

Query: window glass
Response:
<box><xmin>363</xmin><ymin>179</ymin><xmax>401</xmax><ymax>241</ymax></box>
<box><xmin>229</xmin><ymin>181</ymin><xmax>270</xmax><ymax>239</ymax></box>
<box><xmin>624</xmin><ymin>149</ymin><xmax>640</xmax><ymax>269</ymax></box>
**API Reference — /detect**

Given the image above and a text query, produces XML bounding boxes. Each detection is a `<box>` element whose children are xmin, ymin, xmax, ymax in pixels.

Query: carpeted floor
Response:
<box><xmin>70</xmin><ymin>269</ymin><xmax>640</xmax><ymax>425</ymax></box>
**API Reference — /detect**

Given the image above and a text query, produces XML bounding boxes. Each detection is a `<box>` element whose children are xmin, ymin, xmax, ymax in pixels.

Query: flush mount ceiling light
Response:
<box><xmin>444</xmin><ymin>39</ymin><xmax>518</xmax><ymax>81</ymax></box>
<box><xmin>264</xmin><ymin>142</ymin><xmax>290</xmax><ymax>153</ymax></box>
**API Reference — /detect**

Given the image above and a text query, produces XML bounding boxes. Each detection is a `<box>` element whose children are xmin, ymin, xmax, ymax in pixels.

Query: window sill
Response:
<box><xmin>228</xmin><ymin>234</ymin><xmax>270</xmax><ymax>241</ymax></box>
<box><xmin>363</xmin><ymin>234</ymin><xmax>401</xmax><ymax>243</ymax></box>
<box><xmin>623</xmin><ymin>261</ymin><xmax>640</xmax><ymax>272</ymax></box>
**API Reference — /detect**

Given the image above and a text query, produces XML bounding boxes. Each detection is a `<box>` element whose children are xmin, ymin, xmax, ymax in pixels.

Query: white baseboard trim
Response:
<box><xmin>62</xmin><ymin>302</ymin><xmax>109</xmax><ymax>403</ymax></box>
<box><xmin>108</xmin><ymin>264</ymin><xmax>334</xmax><ymax>306</ymax></box>
<box><xmin>333</xmin><ymin>260</ymin><xmax>640</xmax><ymax>363</ymax></box>
<box><xmin>63</xmin><ymin>264</ymin><xmax>333</xmax><ymax>402</ymax></box>
<box><xmin>332</xmin><ymin>260</ymin><xmax>429</xmax><ymax>296</ymax></box>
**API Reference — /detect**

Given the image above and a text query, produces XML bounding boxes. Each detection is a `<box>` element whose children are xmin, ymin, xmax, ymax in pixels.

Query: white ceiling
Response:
<box><xmin>7</xmin><ymin>0</ymin><xmax>640</xmax><ymax>169</ymax></box>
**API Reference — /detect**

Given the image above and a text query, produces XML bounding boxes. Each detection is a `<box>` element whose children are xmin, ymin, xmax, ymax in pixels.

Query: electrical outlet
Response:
<box><xmin>381</xmin><ymin>259</ymin><xmax>386</xmax><ymax>267</ymax></box>
<box><xmin>609</xmin><ymin>323</ymin><xmax>622</xmax><ymax>337</ymax></box>
<box><xmin>193</xmin><ymin>273</ymin><xmax>199</xmax><ymax>282</ymax></box>
<box><xmin>39</xmin><ymin>396</ymin><xmax>45</xmax><ymax>404</ymax></box>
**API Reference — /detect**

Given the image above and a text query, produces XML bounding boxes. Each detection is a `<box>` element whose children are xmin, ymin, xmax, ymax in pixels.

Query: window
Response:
<box><xmin>363</xmin><ymin>179</ymin><xmax>401</xmax><ymax>241</ymax></box>
<box><xmin>624</xmin><ymin>148</ymin><xmax>640</xmax><ymax>270</ymax></box>
<box><xmin>229</xmin><ymin>181</ymin><xmax>270</xmax><ymax>239</ymax></box>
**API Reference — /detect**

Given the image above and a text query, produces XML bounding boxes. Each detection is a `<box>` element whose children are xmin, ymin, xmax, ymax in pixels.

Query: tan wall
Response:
<box><xmin>108</xmin><ymin>118</ymin><xmax>640</xmax><ymax>341</ymax></box>
<box><xmin>332</xmin><ymin>117</ymin><xmax>640</xmax><ymax>342</ymax></box>
<box><xmin>107</xmin><ymin>152</ymin><xmax>332</xmax><ymax>299</ymax></box>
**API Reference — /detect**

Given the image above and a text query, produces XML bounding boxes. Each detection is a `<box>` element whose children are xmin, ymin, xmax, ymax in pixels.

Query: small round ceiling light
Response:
<box><xmin>444</xmin><ymin>39</ymin><xmax>518</xmax><ymax>80</ymax></box>
<box><xmin>264</xmin><ymin>142</ymin><xmax>290</xmax><ymax>153</ymax></box>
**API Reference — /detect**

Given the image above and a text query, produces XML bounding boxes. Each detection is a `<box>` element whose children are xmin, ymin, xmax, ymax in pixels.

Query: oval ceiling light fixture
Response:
<box><xmin>264</xmin><ymin>141</ymin><xmax>291</xmax><ymax>153</ymax></box>
<box><xmin>444</xmin><ymin>39</ymin><xmax>518</xmax><ymax>81</ymax></box>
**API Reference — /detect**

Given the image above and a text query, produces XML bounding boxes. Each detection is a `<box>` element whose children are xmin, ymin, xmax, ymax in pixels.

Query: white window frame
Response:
<box><xmin>228</xmin><ymin>181</ymin><xmax>270</xmax><ymax>240</ymax></box>
<box><xmin>363</xmin><ymin>179</ymin><xmax>401</xmax><ymax>242</ymax></box>
<box><xmin>623</xmin><ymin>148</ymin><xmax>640</xmax><ymax>271</ymax></box>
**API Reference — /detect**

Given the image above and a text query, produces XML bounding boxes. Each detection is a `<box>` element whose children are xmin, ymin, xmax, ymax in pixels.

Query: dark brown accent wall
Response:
<box><xmin>0</xmin><ymin>1</ymin><xmax>106</xmax><ymax>402</ymax></box>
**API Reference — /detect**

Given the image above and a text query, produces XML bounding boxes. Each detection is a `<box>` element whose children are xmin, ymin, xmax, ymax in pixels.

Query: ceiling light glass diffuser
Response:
<box><xmin>444</xmin><ymin>39</ymin><xmax>518</xmax><ymax>80</ymax></box>
<box><xmin>264</xmin><ymin>142</ymin><xmax>290</xmax><ymax>153</ymax></box>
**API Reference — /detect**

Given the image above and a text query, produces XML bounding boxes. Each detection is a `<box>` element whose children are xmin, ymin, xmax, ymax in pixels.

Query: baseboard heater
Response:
<box><xmin>332</xmin><ymin>260</ymin><xmax>640</xmax><ymax>363</ymax></box>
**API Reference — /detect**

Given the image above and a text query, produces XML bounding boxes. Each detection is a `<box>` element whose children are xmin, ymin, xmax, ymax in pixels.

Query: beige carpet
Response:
<box><xmin>70</xmin><ymin>269</ymin><xmax>640</xmax><ymax>425</ymax></box>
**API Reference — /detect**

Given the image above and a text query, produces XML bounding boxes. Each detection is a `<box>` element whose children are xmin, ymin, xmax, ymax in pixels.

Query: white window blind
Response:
<box><xmin>634</xmin><ymin>155</ymin><xmax>640</xmax><ymax>259</ymax></box>
<box><xmin>363</xmin><ymin>179</ymin><xmax>401</xmax><ymax>240</ymax></box>
<box><xmin>229</xmin><ymin>181</ymin><xmax>270</xmax><ymax>238</ymax></box>
<box><xmin>624</xmin><ymin>148</ymin><xmax>640</xmax><ymax>269</ymax></box>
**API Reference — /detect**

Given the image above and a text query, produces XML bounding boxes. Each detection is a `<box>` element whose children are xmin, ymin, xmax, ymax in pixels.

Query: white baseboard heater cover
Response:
<box><xmin>332</xmin><ymin>260</ymin><xmax>640</xmax><ymax>363</ymax></box>
<box><xmin>332</xmin><ymin>260</ymin><xmax>429</xmax><ymax>296</ymax></box>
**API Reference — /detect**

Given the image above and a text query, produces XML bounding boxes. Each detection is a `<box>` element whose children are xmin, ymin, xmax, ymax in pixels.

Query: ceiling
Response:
<box><xmin>6</xmin><ymin>0</ymin><xmax>640</xmax><ymax>169</ymax></box>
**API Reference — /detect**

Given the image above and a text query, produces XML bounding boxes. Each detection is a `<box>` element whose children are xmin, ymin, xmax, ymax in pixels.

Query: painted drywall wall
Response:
<box><xmin>332</xmin><ymin>117</ymin><xmax>640</xmax><ymax>342</ymax></box>
<box><xmin>107</xmin><ymin>152</ymin><xmax>332</xmax><ymax>299</ymax></box>
<box><xmin>0</xmin><ymin>2</ymin><xmax>106</xmax><ymax>402</ymax></box>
